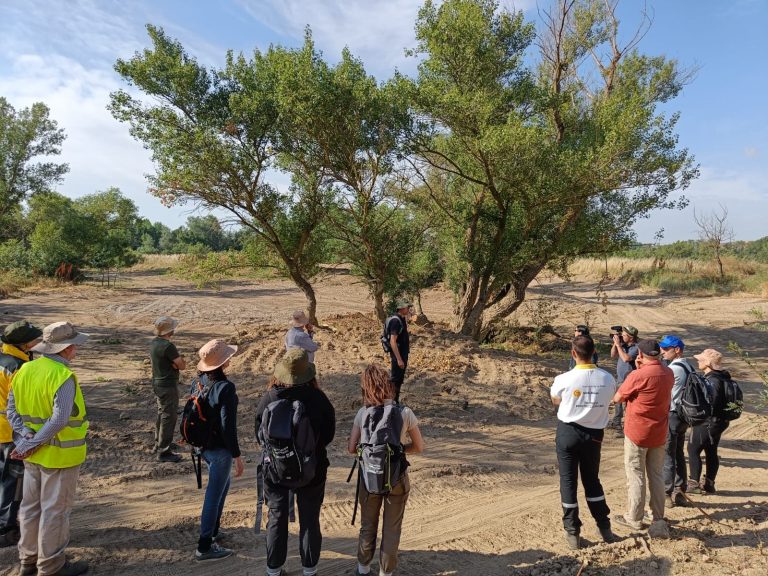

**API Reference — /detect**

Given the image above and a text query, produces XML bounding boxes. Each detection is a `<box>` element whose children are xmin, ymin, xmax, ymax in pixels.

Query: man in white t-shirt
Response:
<box><xmin>551</xmin><ymin>335</ymin><xmax>617</xmax><ymax>549</ymax></box>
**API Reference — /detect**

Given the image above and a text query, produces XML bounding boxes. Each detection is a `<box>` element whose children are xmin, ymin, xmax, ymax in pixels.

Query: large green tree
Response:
<box><xmin>0</xmin><ymin>97</ymin><xmax>68</xmax><ymax>238</ymax></box>
<box><xmin>407</xmin><ymin>0</ymin><xmax>697</xmax><ymax>338</ymax></box>
<box><xmin>110</xmin><ymin>25</ymin><xmax>330</xmax><ymax>323</ymax></box>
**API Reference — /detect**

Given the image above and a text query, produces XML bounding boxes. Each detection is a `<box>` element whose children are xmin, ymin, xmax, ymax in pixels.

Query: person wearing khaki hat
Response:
<box><xmin>285</xmin><ymin>310</ymin><xmax>319</xmax><ymax>363</ymax></box>
<box><xmin>191</xmin><ymin>339</ymin><xmax>243</xmax><ymax>562</ymax></box>
<box><xmin>149</xmin><ymin>317</ymin><xmax>186</xmax><ymax>463</ymax></box>
<box><xmin>384</xmin><ymin>300</ymin><xmax>413</xmax><ymax>403</ymax></box>
<box><xmin>687</xmin><ymin>349</ymin><xmax>731</xmax><ymax>495</ymax></box>
<box><xmin>255</xmin><ymin>349</ymin><xmax>336</xmax><ymax>576</ymax></box>
<box><xmin>0</xmin><ymin>320</ymin><xmax>42</xmax><ymax>548</ymax></box>
<box><xmin>608</xmin><ymin>325</ymin><xmax>640</xmax><ymax>433</ymax></box>
<box><xmin>6</xmin><ymin>321</ymin><xmax>90</xmax><ymax>576</ymax></box>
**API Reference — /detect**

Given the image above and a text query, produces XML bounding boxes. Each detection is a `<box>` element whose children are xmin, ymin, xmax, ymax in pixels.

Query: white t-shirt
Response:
<box><xmin>353</xmin><ymin>401</ymin><xmax>418</xmax><ymax>445</ymax></box>
<box><xmin>550</xmin><ymin>365</ymin><xmax>616</xmax><ymax>429</ymax></box>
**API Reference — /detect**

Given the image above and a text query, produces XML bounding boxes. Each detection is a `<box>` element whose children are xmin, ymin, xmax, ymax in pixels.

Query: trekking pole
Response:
<box><xmin>255</xmin><ymin>464</ymin><xmax>264</xmax><ymax>534</ymax></box>
<box><xmin>346</xmin><ymin>459</ymin><xmax>360</xmax><ymax>526</ymax></box>
<box><xmin>191</xmin><ymin>448</ymin><xmax>202</xmax><ymax>490</ymax></box>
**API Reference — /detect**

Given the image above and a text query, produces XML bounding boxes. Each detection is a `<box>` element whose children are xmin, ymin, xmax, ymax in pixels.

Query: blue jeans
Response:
<box><xmin>198</xmin><ymin>448</ymin><xmax>232</xmax><ymax>552</ymax></box>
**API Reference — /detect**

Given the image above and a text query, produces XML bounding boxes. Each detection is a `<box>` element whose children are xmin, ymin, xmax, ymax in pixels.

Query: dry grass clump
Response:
<box><xmin>128</xmin><ymin>254</ymin><xmax>182</xmax><ymax>272</ymax></box>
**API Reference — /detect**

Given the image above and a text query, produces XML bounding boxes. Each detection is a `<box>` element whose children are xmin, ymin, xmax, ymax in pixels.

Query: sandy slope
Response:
<box><xmin>0</xmin><ymin>268</ymin><xmax>766</xmax><ymax>576</ymax></box>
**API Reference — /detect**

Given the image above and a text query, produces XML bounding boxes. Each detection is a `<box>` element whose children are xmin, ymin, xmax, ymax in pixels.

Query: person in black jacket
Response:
<box><xmin>688</xmin><ymin>349</ymin><xmax>730</xmax><ymax>494</ymax></box>
<box><xmin>255</xmin><ymin>348</ymin><xmax>335</xmax><ymax>576</ymax></box>
<box><xmin>193</xmin><ymin>339</ymin><xmax>243</xmax><ymax>562</ymax></box>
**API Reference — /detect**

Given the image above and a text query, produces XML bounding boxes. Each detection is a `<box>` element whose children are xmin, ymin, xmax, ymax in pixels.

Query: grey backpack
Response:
<box><xmin>347</xmin><ymin>404</ymin><xmax>409</xmax><ymax>524</ymax></box>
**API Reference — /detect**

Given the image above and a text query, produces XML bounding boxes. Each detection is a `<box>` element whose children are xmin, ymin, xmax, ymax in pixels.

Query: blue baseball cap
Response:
<box><xmin>659</xmin><ymin>335</ymin><xmax>684</xmax><ymax>350</ymax></box>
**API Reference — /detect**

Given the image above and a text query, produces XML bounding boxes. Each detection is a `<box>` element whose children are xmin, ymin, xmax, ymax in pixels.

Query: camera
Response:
<box><xmin>610</xmin><ymin>325</ymin><xmax>623</xmax><ymax>338</ymax></box>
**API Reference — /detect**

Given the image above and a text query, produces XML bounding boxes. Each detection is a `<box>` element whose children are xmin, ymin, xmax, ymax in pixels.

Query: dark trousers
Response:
<box><xmin>264</xmin><ymin>478</ymin><xmax>326</xmax><ymax>570</ymax></box>
<box><xmin>357</xmin><ymin>473</ymin><xmax>410</xmax><ymax>573</ymax></box>
<box><xmin>610</xmin><ymin>402</ymin><xmax>625</xmax><ymax>427</ymax></box>
<box><xmin>555</xmin><ymin>421</ymin><xmax>610</xmax><ymax>535</ymax></box>
<box><xmin>688</xmin><ymin>420</ymin><xmax>729</xmax><ymax>484</ymax></box>
<box><xmin>389</xmin><ymin>355</ymin><xmax>408</xmax><ymax>403</ymax></box>
<box><xmin>152</xmin><ymin>383</ymin><xmax>179</xmax><ymax>453</ymax></box>
<box><xmin>555</xmin><ymin>422</ymin><xmax>611</xmax><ymax>534</ymax></box>
<box><xmin>664</xmin><ymin>411</ymin><xmax>689</xmax><ymax>494</ymax></box>
<box><xmin>0</xmin><ymin>442</ymin><xmax>21</xmax><ymax>533</ymax></box>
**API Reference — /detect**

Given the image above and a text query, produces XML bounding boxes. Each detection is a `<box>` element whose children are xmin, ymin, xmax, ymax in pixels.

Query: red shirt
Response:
<box><xmin>617</xmin><ymin>361</ymin><xmax>674</xmax><ymax>448</ymax></box>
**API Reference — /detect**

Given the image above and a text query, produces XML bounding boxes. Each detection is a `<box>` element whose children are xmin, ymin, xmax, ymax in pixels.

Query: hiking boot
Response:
<box><xmin>687</xmin><ymin>479</ymin><xmax>704</xmax><ymax>495</ymax></box>
<box><xmin>703</xmin><ymin>477</ymin><xmax>716</xmax><ymax>494</ymax></box>
<box><xmin>50</xmin><ymin>560</ymin><xmax>89</xmax><ymax>576</ymax></box>
<box><xmin>648</xmin><ymin>519</ymin><xmax>670</xmax><ymax>539</ymax></box>
<box><xmin>158</xmin><ymin>451</ymin><xmax>183</xmax><ymax>463</ymax></box>
<box><xmin>613</xmin><ymin>514</ymin><xmax>643</xmax><ymax>531</ymax></box>
<box><xmin>0</xmin><ymin>527</ymin><xmax>20</xmax><ymax>547</ymax></box>
<box><xmin>18</xmin><ymin>565</ymin><xmax>37</xmax><ymax>576</ymax></box>
<box><xmin>195</xmin><ymin>543</ymin><xmax>234</xmax><ymax>561</ymax></box>
<box><xmin>599</xmin><ymin>526</ymin><xmax>617</xmax><ymax>543</ymax></box>
<box><xmin>674</xmin><ymin>490</ymin><xmax>688</xmax><ymax>507</ymax></box>
<box><xmin>565</xmin><ymin>532</ymin><xmax>581</xmax><ymax>550</ymax></box>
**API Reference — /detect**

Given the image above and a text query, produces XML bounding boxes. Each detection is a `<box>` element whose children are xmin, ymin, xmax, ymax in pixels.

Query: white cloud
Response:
<box><xmin>744</xmin><ymin>146</ymin><xmax>759</xmax><ymax>158</ymax></box>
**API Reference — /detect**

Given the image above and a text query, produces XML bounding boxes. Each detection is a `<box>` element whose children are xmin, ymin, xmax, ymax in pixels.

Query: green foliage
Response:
<box><xmin>728</xmin><ymin>341</ymin><xmax>768</xmax><ymax>409</ymax></box>
<box><xmin>0</xmin><ymin>239</ymin><xmax>31</xmax><ymax>273</ymax></box>
<box><xmin>0</xmin><ymin>97</ymin><xmax>68</xmax><ymax>227</ymax></box>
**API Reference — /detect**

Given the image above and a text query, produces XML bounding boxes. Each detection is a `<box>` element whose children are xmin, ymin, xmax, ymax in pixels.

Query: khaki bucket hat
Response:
<box><xmin>291</xmin><ymin>310</ymin><xmax>310</xmax><ymax>328</ymax></box>
<box><xmin>31</xmin><ymin>322</ymin><xmax>89</xmax><ymax>354</ymax></box>
<box><xmin>694</xmin><ymin>349</ymin><xmax>723</xmax><ymax>370</ymax></box>
<box><xmin>273</xmin><ymin>348</ymin><xmax>316</xmax><ymax>386</ymax></box>
<box><xmin>197</xmin><ymin>339</ymin><xmax>238</xmax><ymax>371</ymax></box>
<box><xmin>154</xmin><ymin>316</ymin><xmax>178</xmax><ymax>336</ymax></box>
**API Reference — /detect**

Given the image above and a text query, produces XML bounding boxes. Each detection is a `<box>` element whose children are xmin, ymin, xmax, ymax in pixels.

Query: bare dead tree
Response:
<box><xmin>694</xmin><ymin>204</ymin><xmax>733</xmax><ymax>280</ymax></box>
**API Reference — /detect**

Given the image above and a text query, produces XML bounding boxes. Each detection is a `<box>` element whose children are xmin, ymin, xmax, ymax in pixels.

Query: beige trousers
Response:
<box><xmin>624</xmin><ymin>436</ymin><xmax>665</xmax><ymax>524</ymax></box>
<box><xmin>357</xmin><ymin>473</ymin><xmax>411</xmax><ymax>574</ymax></box>
<box><xmin>18</xmin><ymin>462</ymin><xmax>81</xmax><ymax>575</ymax></box>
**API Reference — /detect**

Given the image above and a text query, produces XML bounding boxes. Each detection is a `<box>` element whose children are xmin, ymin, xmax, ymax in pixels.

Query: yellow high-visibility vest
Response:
<box><xmin>11</xmin><ymin>357</ymin><xmax>88</xmax><ymax>468</ymax></box>
<box><xmin>0</xmin><ymin>343</ymin><xmax>29</xmax><ymax>443</ymax></box>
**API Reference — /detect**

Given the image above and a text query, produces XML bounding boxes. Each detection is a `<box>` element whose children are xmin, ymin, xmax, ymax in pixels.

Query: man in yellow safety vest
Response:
<box><xmin>7</xmin><ymin>322</ymin><xmax>90</xmax><ymax>576</ymax></box>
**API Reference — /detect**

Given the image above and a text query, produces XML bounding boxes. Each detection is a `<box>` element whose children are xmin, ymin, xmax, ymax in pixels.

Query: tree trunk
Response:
<box><xmin>412</xmin><ymin>291</ymin><xmax>430</xmax><ymax>325</ymax></box>
<box><xmin>289</xmin><ymin>267</ymin><xmax>319</xmax><ymax>326</ymax></box>
<box><xmin>452</xmin><ymin>273</ymin><xmax>491</xmax><ymax>339</ymax></box>
<box><xmin>373</xmin><ymin>283</ymin><xmax>386</xmax><ymax>323</ymax></box>
<box><xmin>716</xmin><ymin>248</ymin><xmax>724</xmax><ymax>280</ymax></box>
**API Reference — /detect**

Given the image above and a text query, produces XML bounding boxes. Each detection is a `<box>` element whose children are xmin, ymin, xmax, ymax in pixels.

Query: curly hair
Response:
<box><xmin>361</xmin><ymin>364</ymin><xmax>395</xmax><ymax>406</ymax></box>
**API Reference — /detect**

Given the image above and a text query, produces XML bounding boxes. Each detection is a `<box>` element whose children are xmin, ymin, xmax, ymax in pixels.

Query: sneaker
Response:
<box><xmin>565</xmin><ymin>532</ymin><xmax>581</xmax><ymax>550</ymax></box>
<box><xmin>158</xmin><ymin>451</ymin><xmax>183</xmax><ymax>463</ymax></box>
<box><xmin>613</xmin><ymin>514</ymin><xmax>643</xmax><ymax>531</ymax></box>
<box><xmin>687</xmin><ymin>479</ymin><xmax>704</xmax><ymax>495</ymax></box>
<box><xmin>599</xmin><ymin>526</ymin><xmax>617</xmax><ymax>543</ymax></box>
<box><xmin>19</xmin><ymin>565</ymin><xmax>37</xmax><ymax>576</ymax></box>
<box><xmin>648</xmin><ymin>519</ymin><xmax>670</xmax><ymax>539</ymax></box>
<box><xmin>50</xmin><ymin>560</ymin><xmax>89</xmax><ymax>576</ymax></box>
<box><xmin>0</xmin><ymin>527</ymin><xmax>20</xmax><ymax>547</ymax></box>
<box><xmin>673</xmin><ymin>491</ymin><xmax>688</xmax><ymax>506</ymax></box>
<box><xmin>195</xmin><ymin>543</ymin><xmax>234</xmax><ymax>561</ymax></box>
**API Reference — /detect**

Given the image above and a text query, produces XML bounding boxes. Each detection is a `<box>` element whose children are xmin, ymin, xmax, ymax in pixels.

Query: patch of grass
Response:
<box><xmin>99</xmin><ymin>337</ymin><xmax>123</xmax><ymax>345</ymax></box>
<box><xmin>0</xmin><ymin>271</ymin><xmax>63</xmax><ymax>299</ymax></box>
<box><xmin>95</xmin><ymin>376</ymin><xmax>112</xmax><ymax>383</ymax></box>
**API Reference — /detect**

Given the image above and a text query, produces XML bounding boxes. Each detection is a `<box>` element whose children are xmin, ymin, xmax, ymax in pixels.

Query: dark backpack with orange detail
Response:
<box><xmin>179</xmin><ymin>378</ymin><xmax>219</xmax><ymax>449</ymax></box>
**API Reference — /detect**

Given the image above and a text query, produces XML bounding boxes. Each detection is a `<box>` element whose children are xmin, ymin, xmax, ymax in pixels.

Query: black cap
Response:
<box><xmin>637</xmin><ymin>338</ymin><xmax>661</xmax><ymax>357</ymax></box>
<box><xmin>575</xmin><ymin>324</ymin><xmax>590</xmax><ymax>335</ymax></box>
<box><xmin>1</xmin><ymin>320</ymin><xmax>43</xmax><ymax>345</ymax></box>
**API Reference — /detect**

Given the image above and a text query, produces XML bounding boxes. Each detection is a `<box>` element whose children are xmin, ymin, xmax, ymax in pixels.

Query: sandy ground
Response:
<box><xmin>0</xmin><ymin>265</ymin><xmax>767</xmax><ymax>576</ymax></box>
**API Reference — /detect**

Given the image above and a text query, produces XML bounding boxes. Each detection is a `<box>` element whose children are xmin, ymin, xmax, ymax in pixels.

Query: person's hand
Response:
<box><xmin>305</xmin><ymin>323</ymin><xmax>314</xmax><ymax>334</ymax></box>
<box><xmin>612</xmin><ymin>334</ymin><xmax>621</xmax><ymax>346</ymax></box>
<box><xmin>397</xmin><ymin>359</ymin><xmax>405</xmax><ymax>369</ymax></box>
<box><xmin>10</xmin><ymin>445</ymin><xmax>39</xmax><ymax>460</ymax></box>
<box><xmin>233</xmin><ymin>456</ymin><xmax>244</xmax><ymax>478</ymax></box>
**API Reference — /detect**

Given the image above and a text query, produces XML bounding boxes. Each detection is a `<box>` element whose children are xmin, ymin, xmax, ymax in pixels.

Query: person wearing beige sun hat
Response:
<box><xmin>285</xmin><ymin>310</ymin><xmax>320</xmax><ymax>363</ymax></box>
<box><xmin>191</xmin><ymin>339</ymin><xmax>243</xmax><ymax>562</ymax></box>
<box><xmin>255</xmin><ymin>349</ymin><xmax>336</xmax><ymax>576</ymax></box>
<box><xmin>6</xmin><ymin>321</ymin><xmax>90</xmax><ymax>576</ymax></box>
<box><xmin>149</xmin><ymin>316</ymin><xmax>187</xmax><ymax>463</ymax></box>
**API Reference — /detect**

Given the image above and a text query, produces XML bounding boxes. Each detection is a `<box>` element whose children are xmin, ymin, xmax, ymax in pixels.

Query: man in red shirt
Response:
<box><xmin>612</xmin><ymin>339</ymin><xmax>674</xmax><ymax>537</ymax></box>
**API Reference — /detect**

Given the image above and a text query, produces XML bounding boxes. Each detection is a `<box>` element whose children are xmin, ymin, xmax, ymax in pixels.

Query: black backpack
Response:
<box><xmin>717</xmin><ymin>374</ymin><xmax>744</xmax><ymax>421</ymax></box>
<box><xmin>346</xmin><ymin>403</ymin><xmax>409</xmax><ymax>524</ymax></box>
<box><xmin>179</xmin><ymin>378</ymin><xmax>218</xmax><ymax>449</ymax></box>
<box><xmin>258</xmin><ymin>399</ymin><xmax>318</xmax><ymax>488</ymax></box>
<box><xmin>677</xmin><ymin>363</ymin><xmax>714</xmax><ymax>426</ymax></box>
<box><xmin>380</xmin><ymin>316</ymin><xmax>396</xmax><ymax>354</ymax></box>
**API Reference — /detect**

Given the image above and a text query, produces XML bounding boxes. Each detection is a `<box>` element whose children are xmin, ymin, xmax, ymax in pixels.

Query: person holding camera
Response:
<box><xmin>608</xmin><ymin>325</ymin><xmax>639</xmax><ymax>433</ymax></box>
<box><xmin>285</xmin><ymin>310</ymin><xmax>320</xmax><ymax>364</ymax></box>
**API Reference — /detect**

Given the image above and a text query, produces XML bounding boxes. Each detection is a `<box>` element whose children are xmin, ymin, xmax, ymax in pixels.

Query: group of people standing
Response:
<box><xmin>552</xmin><ymin>325</ymin><xmax>736</xmax><ymax>549</ymax></box>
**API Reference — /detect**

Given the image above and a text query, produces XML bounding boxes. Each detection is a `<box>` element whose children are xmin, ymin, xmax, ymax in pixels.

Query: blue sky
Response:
<box><xmin>1</xmin><ymin>0</ymin><xmax>766</xmax><ymax>242</ymax></box>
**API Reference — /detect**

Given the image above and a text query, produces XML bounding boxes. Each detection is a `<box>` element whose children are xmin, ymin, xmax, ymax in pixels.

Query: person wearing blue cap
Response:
<box><xmin>659</xmin><ymin>335</ymin><xmax>694</xmax><ymax>508</ymax></box>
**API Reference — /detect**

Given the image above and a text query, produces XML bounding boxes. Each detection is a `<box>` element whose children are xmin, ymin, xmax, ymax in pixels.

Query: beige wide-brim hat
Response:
<box><xmin>31</xmin><ymin>321</ymin><xmax>89</xmax><ymax>354</ymax></box>
<box><xmin>197</xmin><ymin>339</ymin><xmax>238</xmax><ymax>371</ymax></box>
<box><xmin>694</xmin><ymin>349</ymin><xmax>723</xmax><ymax>370</ymax></box>
<box><xmin>154</xmin><ymin>316</ymin><xmax>179</xmax><ymax>336</ymax></box>
<box><xmin>273</xmin><ymin>348</ymin><xmax>316</xmax><ymax>386</ymax></box>
<box><xmin>291</xmin><ymin>310</ymin><xmax>310</xmax><ymax>328</ymax></box>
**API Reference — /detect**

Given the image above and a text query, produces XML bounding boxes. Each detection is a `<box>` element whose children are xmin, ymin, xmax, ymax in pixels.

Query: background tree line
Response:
<box><xmin>3</xmin><ymin>1</ymin><xmax>699</xmax><ymax>340</ymax></box>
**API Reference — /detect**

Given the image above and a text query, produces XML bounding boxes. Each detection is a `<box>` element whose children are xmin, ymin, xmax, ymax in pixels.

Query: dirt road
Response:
<box><xmin>0</xmin><ymin>267</ymin><xmax>766</xmax><ymax>575</ymax></box>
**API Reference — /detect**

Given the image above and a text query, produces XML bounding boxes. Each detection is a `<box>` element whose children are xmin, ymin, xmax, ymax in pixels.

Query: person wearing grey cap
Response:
<box><xmin>0</xmin><ymin>320</ymin><xmax>43</xmax><ymax>548</ymax></box>
<box><xmin>384</xmin><ymin>301</ymin><xmax>413</xmax><ymax>403</ymax></box>
<box><xmin>7</xmin><ymin>321</ymin><xmax>90</xmax><ymax>576</ymax></box>
<box><xmin>149</xmin><ymin>316</ymin><xmax>186</xmax><ymax>463</ymax></box>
